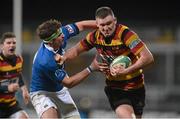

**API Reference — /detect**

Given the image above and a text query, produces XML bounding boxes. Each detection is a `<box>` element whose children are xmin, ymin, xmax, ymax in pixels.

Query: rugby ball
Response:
<box><xmin>110</xmin><ymin>55</ymin><xmax>132</xmax><ymax>68</ymax></box>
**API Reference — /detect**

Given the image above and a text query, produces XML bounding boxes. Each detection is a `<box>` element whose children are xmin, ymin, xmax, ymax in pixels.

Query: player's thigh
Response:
<box><xmin>30</xmin><ymin>92</ymin><xmax>58</xmax><ymax>118</ymax></box>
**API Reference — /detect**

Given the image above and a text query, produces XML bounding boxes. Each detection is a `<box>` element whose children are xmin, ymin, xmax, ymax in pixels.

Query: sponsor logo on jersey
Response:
<box><xmin>65</xmin><ymin>25</ymin><xmax>74</xmax><ymax>34</ymax></box>
<box><xmin>129</xmin><ymin>39</ymin><xmax>140</xmax><ymax>49</ymax></box>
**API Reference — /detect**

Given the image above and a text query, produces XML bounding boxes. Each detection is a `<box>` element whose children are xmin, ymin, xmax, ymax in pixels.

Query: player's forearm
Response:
<box><xmin>21</xmin><ymin>85</ymin><xmax>28</xmax><ymax>92</ymax></box>
<box><xmin>127</xmin><ymin>47</ymin><xmax>154</xmax><ymax>73</ymax></box>
<box><xmin>76</xmin><ymin>20</ymin><xmax>97</xmax><ymax>31</ymax></box>
<box><xmin>137</xmin><ymin>46</ymin><xmax>154</xmax><ymax>69</ymax></box>
<box><xmin>63</xmin><ymin>68</ymin><xmax>90</xmax><ymax>88</ymax></box>
<box><xmin>64</xmin><ymin>48</ymin><xmax>78</xmax><ymax>60</ymax></box>
<box><xmin>64</xmin><ymin>44</ymin><xmax>82</xmax><ymax>60</ymax></box>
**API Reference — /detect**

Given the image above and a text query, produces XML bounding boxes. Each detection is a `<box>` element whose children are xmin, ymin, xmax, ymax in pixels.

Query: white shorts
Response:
<box><xmin>30</xmin><ymin>87</ymin><xmax>80</xmax><ymax>118</ymax></box>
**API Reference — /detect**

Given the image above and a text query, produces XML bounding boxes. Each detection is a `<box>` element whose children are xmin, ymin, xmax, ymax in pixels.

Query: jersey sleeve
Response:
<box><xmin>18</xmin><ymin>73</ymin><xmax>25</xmax><ymax>87</ymax></box>
<box><xmin>61</xmin><ymin>23</ymin><xmax>79</xmax><ymax>48</ymax></box>
<box><xmin>122</xmin><ymin>29</ymin><xmax>145</xmax><ymax>55</ymax></box>
<box><xmin>43</xmin><ymin>60</ymin><xmax>67</xmax><ymax>82</ymax></box>
<box><xmin>54</xmin><ymin>69</ymin><xmax>67</xmax><ymax>81</ymax></box>
<box><xmin>0</xmin><ymin>85</ymin><xmax>8</xmax><ymax>93</ymax></box>
<box><xmin>44</xmin><ymin>68</ymin><xmax>67</xmax><ymax>82</ymax></box>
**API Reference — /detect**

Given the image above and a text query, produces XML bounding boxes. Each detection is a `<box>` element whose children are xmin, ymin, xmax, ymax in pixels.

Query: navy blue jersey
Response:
<box><xmin>30</xmin><ymin>24</ymin><xmax>79</xmax><ymax>92</ymax></box>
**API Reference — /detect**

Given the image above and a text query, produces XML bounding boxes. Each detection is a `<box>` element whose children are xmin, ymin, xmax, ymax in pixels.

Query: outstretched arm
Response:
<box><xmin>75</xmin><ymin>20</ymin><xmax>97</xmax><ymax>31</ymax></box>
<box><xmin>62</xmin><ymin>55</ymin><xmax>106</xmax><ymax>88</ymax></box>
<box><xmin>65</xmin><ymin>42</ymin><xmax>85</xmax><ymax>60</ymax></box>
<box><xmin>55</xmin><ymin>42</ymin><xmax>86</xmax><ymax>64</ymax></box>
<box><xmin>62</xmin><ymin>67</ymin><xmax>90</xmax><ymax>88</ymax></box>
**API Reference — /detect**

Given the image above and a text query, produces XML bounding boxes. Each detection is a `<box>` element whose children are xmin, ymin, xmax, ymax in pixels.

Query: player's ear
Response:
<box><xmin>96</xmin><ymin>20</ymin><xmax>100</xmax><ymax>28</ymax></box>
<box><xmin>50</xmin><ymin>39</ymin><xmax>55</xmax><ymax>44</ymax></box>
<box><xmin>114</xmin><ymin>17</ymin><xmax>117</xmax><ymax>24</ymax></box>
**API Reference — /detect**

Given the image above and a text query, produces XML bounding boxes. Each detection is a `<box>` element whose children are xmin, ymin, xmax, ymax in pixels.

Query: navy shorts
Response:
<box><xmin>104</xmin><ymin>86</ymin><xmax>145</xmax><ymax>116</ymax></box>
<box><xmin>0</xmin><ymin>102</ymin><xmax>22</xmax><ymax>118</ymax></box>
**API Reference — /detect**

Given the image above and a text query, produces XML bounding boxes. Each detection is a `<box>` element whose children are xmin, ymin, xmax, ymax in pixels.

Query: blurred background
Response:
<box><xmin>0</xmin><ymin>0</ymin><xmax>180</xmax><ymax>118</ymax></box>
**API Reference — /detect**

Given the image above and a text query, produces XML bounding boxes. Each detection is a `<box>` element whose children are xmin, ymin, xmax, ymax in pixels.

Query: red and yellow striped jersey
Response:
<box><xmin>80</xmin><ymin>24</ymin><xmax>145</xmax><ymax>90</ymax></box>
<box><xmin>0</xmin><ymin>53</ymin><xmax>23</xmax><ymax>107</ymax></box>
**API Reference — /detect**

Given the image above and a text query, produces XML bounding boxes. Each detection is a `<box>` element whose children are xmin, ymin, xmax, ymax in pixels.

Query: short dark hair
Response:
<box><xmin>0</xmin><ymin>32</ymin><xmax>16</xmax><ymax>44</ymax></box>
<box><xmin>95</xmin><ymin>6</ymin><xmax>115</xmax><ymax>19</ymax></box>
<box><xmin>37</xmin><ymin>19</ymin><xmax>62</xmax><ymax>39</ymax></box>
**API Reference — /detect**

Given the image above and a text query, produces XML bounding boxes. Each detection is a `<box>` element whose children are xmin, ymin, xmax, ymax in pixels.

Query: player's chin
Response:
<box><xmin>8</xmin><ymin>51</ymin><xmax>15</xmax><ymax>55</ymax></box>
<box><xmin>105</xmin><ymin>32</ymin><xmax>113</xmax><ymax>37</ymax></box>
<box><xmin>104</xmin><ymin>34</ymin><xmax>111</xmax><ymax>37</ymax></box>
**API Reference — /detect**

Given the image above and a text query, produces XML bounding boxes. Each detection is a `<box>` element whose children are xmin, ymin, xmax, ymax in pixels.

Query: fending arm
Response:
<box><xmin>75</xmin><ymin>20</ymin><xmax>97</xmax><ymax>31</ymax></box>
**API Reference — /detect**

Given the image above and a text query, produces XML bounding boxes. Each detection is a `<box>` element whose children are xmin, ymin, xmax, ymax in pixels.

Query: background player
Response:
<box><xmin>0</xmin><ymin>32</ymin><xmax>29</xmax><ymax>118</ymax></box>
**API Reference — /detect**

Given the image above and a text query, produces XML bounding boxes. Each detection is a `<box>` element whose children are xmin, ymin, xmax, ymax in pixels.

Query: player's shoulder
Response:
<box><xmin>120</xmin><ymin>24</ymin><xmax>128</xmax><ymax>28</ymax></box>
<box><xmin>88</xmin><ymin>30</ymin><xmax>96</xmax><ymax>35</ymax></box>
<box><xmin>84</xmin><ymin>30</ymin><xmax>97</xmax><ymax>40</ymax></box>
<box><xmin>37</xmin><ymin>52</ymin><xmax>56</xmax><ymax>69</ymax></box>
<box><xmin>119</xmin><ymin>24</ymin><xmax>129</xmax><ymax>29</ymax></box>
<box><xmin>34</xmin><ymin>56</ymin><xmax>56</xmax><ymax>71</ymax></box>
<box><xmin>118</xmin><ymin>24</ymin><xmax>138</xmax><ymax>35</ymax></box>
<box><xmin>0</xmin><ymin>55</ymin><xmax>3</xmax><ymax>61</ymax></box>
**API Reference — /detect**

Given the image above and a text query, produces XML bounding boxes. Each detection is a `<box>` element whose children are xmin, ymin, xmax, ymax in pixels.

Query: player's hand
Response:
<box><xmin>90</xmin><ymin>54</ymin><xmax>109</xmax><ymax>72</ymax></box>
<box><xmin>110</xmin><ymin>64</ymin><xmax>126</xmax><ymax>76</ymax></box>
<box><xmin>54</xmin><ymin>54</ymin><xmax>65</xmax><ymax>65</ymax></box>
<box><xmin>21</xmin><ymin>86</ymin><xmax>30</xmax><ymax>105</ymax></box>
<box><xmin>8</xmin><ymin>83</ymin><xmax>19</xmax><ymax>92</ymax></box>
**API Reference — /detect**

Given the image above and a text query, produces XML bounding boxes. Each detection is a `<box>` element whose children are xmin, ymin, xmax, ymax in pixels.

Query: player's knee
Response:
<box><xmin>41</xmin><ymin>107</ymin><xmax>59</xmax><ymax>118</ymax></box>
<box><xmin>115</xmin><ymin>104</ymin><xmax>135</xmax><ymax>118</ymax></box>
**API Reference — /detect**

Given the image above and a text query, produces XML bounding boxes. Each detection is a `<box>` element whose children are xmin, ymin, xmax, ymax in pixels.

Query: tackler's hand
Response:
<box><xmin>54</xmin><ymin>54</ymin><xmax>66</xmax><ymax>65</ymax></box>
<box><xmin>89</xmin><ymin>54</ymin><xmax>109</xmax><ymax>72</ymax></box>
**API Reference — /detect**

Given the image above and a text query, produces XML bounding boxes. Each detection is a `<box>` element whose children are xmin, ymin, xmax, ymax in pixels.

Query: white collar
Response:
<box><xmin>44</xmin><ymin>44</ymin><xmax>59</xmax><ymax>54</ymax></box>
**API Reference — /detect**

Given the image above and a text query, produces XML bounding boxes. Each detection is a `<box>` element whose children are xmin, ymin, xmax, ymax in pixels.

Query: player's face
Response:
<box><xmin>96</xmin><ymin>15</ymin><xmax>117</xmax><ymax>37</ymax></box>
<box><xmin>2</xmin><ymin>38</ymin><xmax>16</xmax><ymax>56</ymax></box>
<box><xmin>53</xmin><ymin>32</ymin><xmax>64</xmax><ymax>50</ymax></box>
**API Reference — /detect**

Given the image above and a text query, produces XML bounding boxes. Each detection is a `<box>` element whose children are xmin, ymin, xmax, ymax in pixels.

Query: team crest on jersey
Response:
<box><xmin>65</xmin><ymin>25</ymin><xmax>74</xmax><ymax>34</ymax></box>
